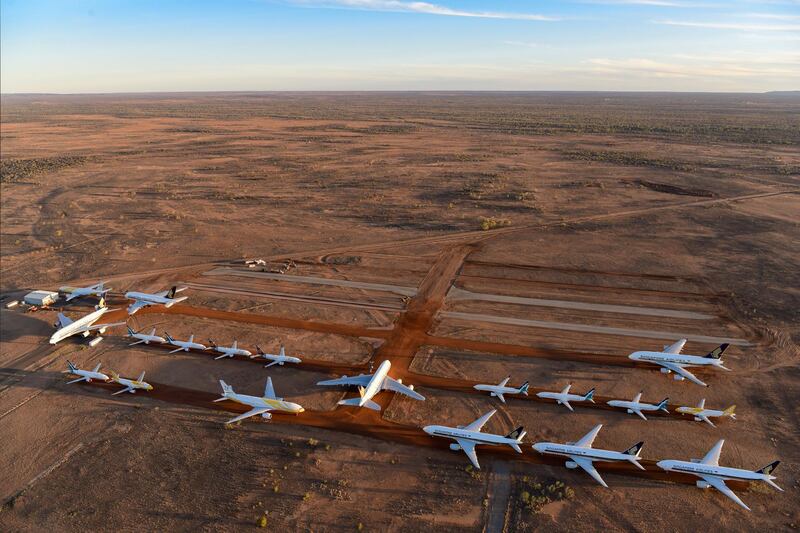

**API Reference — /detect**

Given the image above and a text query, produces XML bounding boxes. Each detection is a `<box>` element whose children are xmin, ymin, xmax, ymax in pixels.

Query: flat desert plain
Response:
<box><xmin>1</xmin><ymin>92</ymin><xmax>799</xmax><ymax>532</ymax></box>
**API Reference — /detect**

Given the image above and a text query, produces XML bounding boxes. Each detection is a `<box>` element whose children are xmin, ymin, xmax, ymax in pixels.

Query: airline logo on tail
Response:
<box><xmin>584</xmin><ymin>388</ymin><xmax>595</xmax><ymax>402</ymax></box>
<box><xmin>757</xmin><ymin>461</ymin><xmax>780</xmax><ymax>476</ymax></box>
<box><xmin>623</xmin><ymin>441</ymin><xmax>644</xmax><ymax>456</ymax></box>
<box><xmin>706</xmin><ymin>343</ymin><xmax>729</xmax><ymax>359</ymax></box>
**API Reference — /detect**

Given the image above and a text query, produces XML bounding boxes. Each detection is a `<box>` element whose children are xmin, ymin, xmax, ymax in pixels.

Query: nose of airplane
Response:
<box><xmin>532</xmin><ymin>443</ymin><xmax>545</xmax><ymax>454</ymax></box>
<box><xmin>422</xmin><ymin>426</ymin><xmax>433</xmax><ymax>435</ymax></box>
<box><xmin>655</xmin><ymin>460</ymin><xmax>669</xmax><ymax>470</ymax></box>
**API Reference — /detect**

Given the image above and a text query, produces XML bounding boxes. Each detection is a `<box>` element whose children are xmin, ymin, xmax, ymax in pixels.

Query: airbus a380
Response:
<box><xmin>209</xmin><ymin>339</ymin><xmax>252</xmax><ymax>359</ymax></box>
<box><xmin>628</xmin><ymin>339</ymin><xmax>730</xmax><ymax>387</ymax></box>
<box><xmin>62</xmin><ymin>281</ymin><xmax>110</xmax><ymax>302</ymax></box>
<box><xmin>423</xmin><ymin>409</ymin><xmax>525</xmax><ymax>469</ymax></box>
<box><xmin>536</xmin><ymin>383</ymin><xmax>595</xmax><ymax>412</ymax></box>
<box><xmin>214</xmin><ymin>377</ymin><xmax>304</xmax><ymax>424</ymax></box>
<box><xmin>657</xmin><ymin>439</ymin><xmax>781</xmax><ymax>511</ymax></box>
<box><xmin>317</xmin><ymin>360</ymin><xmax>424</xmax><ymax>411</ymax></box>
<box><xmin>676</xmin><ymin>399</ymin><xmax>736</xmax><ymax>427</ymax></box>
<box><xmin>254</xmin><ymin>344</ymin><xmax>302</xmax><ymax>368</ymax></box>
<box><xmin>124</xmin><ymin>286</ymin><xmax>188</xmax><ymax>315</ymax></box>
<box><xmin>50</xmin><ymin>298</ymin><xmax>126</xmax><ymax>344</ymax></box>
<box><xmin>473</xmin><ymin>377</ymin><xmax>529</xmax><ymax>403</ymax></box>
<box><xmin>532</xmin><ymin>424</ymin><xmax>644</xmax><ymax>487</ymax></box>
<box><xmin>607</xmin><ymin>392</ymin><xmax>669</xmax><ymax>420</ymax></box>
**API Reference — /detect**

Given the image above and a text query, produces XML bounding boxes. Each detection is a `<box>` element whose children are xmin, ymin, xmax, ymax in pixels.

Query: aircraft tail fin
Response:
<box><xmin>67</xmin><ymin>360</ymin><xmax>78</xmax><ymax>373</ymax></box>
<box><xmin>110</xmin><ymin>370</ymin><xmax>120</xmax><ymax>380</ymax></box>
<box><xmin>518</xmin><ymin>382</ymin><xmax>529</xmax><ymax>395</ymax></box>
<box><xmin>338</xmin><ymin>397</ymin><xmax>381</xmax><ymax>411</ymax></box>
<box><xmin>127</xmin><ymin>326</ymin><xmax>136</xmax><ymax>336</ymax></box>
<box><xmin>219</xmin><ymin>380</ymin><xmax>233</xmax><ymax>395</ymax></box>
<box><xmin>505</xmin><ymin>426</ymin><xmax>526</xmax><ymax>442</ymax></box>
<box><xmin>584</xmin><ymin>388</ymin><xmax>596</xmax><ymax>402</ymax></box>
<box><xmin>723</xmin><ymin>405</ymin><xmax>736</xmax><ymax>417</ymax></box>
<box><xmin>705</xmin><ymin>343</ymin><xmax>729</xmax><ymax>359</ymax></box>
<box><xmin>657</xmin><ymin>398</ymin><xmax>669</xmax><ymax>412</ymax></box>
<box><xmin>164</xmin><ymin>331</ymin><xmax>175</xmax><ymax>343</ymax></box>
<box><xmin>97</xmin><ymin>296</ymin><xmax>107</xmax><ymax>309</ymax></box>
<box><xmin>166</xmin><ymin>286</ymin><xmax>177</xmax><ymax>299</ymax></box>
<box><xmin>756</xmin><ymin>460</ymin><xmax>780</xmax><ymax>476</ymax></box>
<box><xmin>357</xmin><ymin>386</ymin><xmax>366</xmax><ymax>398</ymax></box>
<box><xmin>623</xmin><ymin>441</ymin><xmax>644</xmax><ymax>457</ymax></box>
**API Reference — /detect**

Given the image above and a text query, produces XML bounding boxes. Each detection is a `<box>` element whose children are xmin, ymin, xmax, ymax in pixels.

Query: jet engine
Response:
<box><xmin>660</xmin><ymin>368</ymin><xmax>671</xmax><ymax>374</ymax></box>
<box><xmin>696</xmin><ymin>480</ymin><xmax>710</xmax><ymax>489</ymax></box>
<box><xmin>565</xmin><ymin>461</ymin><xmax>578</xmax><ymax>469</ymax></box>
<box><xmin>449</xmin><ymin>443</ymin><xmax>461</xmax><ymax>451</ymax></box>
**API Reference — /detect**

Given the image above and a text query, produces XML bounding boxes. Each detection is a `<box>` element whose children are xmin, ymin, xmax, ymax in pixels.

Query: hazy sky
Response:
<box><xmin>1</xmin><ymin>0</ymin><xmax>798</xmax><ymax>93</ymax></box>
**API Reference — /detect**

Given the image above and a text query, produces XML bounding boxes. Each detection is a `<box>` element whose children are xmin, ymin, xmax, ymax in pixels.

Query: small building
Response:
<box><xmin>24</xmin><ymin>290</ymin><xmax>59</xmax><ymax>306</ymax></box>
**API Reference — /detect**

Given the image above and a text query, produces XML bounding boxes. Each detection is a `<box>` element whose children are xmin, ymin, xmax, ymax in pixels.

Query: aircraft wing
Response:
<box><xmin>79</xmin><ymin>321</ymin><xmax>127</xmax><ymax>333</ymax></box>
<box><xmin>699</xmin><ymin>440</ymin><xmax>724</xmax><ymax>466</ymax></box>
<box><xmin>382</xmin><ymin>377</ymin><xmax>425</xmax><ymax>401</ymax></box>
<box><xmin>463</xmin><ymin>409</ymin><xmax>496</xmax><ymax>432</ymax></box>
<box><xmin>660</xmin><ymin>362</ymin><xmax>707</xmax><ymax>387</ymax></box>
<box><xmin>57</xmin><ymin>313</ymin><xmax>74</xmax><ymax>328</ymax></box>
<box><xmin>112</xmin><ymin>386</ymin><xmax>134</xmax><ymax>396</ymax></box>
<box><xmin>571</xmin><ymin>457</ymin><xmax>608</xmax><ymax>488</ymax></box>
<box><xmin>317</xmin><ymin>374</ymin><xmax>372</xmax><ymax>387</ymax></box>
<box><xmin>226</xmin><ymin>407</ymin><xmax>272</xmax><ymax>424</ymax></box>
<box><xmin>574</xmin><ymin>424</ymin><xmax>603</xmax><ymax>448</ymax></box>
<box><xmin>702</xmin><ymin>475</ymin><xmax>750</xmax><ymax>511</ymax></box>
<box><xmin>456</xmin><ymin>439</ymin><xmax>481</xmax><ymax>469</ymax></box>
<box><xmin>127</xmin><ymin>300</ymin><xmax>150</xmax><ymax>314</ymax></box>
<box><xmin>64</xmin><ymin>292</ymin><xmax>82</xmax><ymax>302</ymax></box>
<box><xmin>663</xmin><ymin>339</ymin><xmax>687</xmax><ymax>354</ymax></box>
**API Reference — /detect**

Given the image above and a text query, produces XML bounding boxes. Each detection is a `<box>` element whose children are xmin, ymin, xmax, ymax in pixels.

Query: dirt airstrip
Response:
<box><xmin>1</xmin><ymin>93</ymin><xmax>799</xmax><ymax>532</ymax></box>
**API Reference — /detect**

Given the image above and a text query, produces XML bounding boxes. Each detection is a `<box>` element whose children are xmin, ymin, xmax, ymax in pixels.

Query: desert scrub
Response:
<box><xmin>518</xmin><ymin>478</ymin><xmax>574</xmax><ymax>514</ymax></box>
<box><xmin>0</xmin><ymin>155</ymin><xmax>91</xmax><ymax>183</ymax></box>
<box><xmin>479</xmin><ymin>217</ymin><xmax>511</xmax><ymax>231</ymax></box>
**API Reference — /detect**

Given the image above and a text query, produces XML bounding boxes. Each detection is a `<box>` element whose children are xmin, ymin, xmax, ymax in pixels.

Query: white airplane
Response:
<box><xmin>49</xmin><ymin>298</ymin><xmax>126</xmax><ymax>344</ymax></box>
<box><xmin>657</xmin><ymin>439</ymin><xmax>782</xmax><ymax>511</ymax></box>
<box><xmin>317</xmin><ymin>360</ymin><xmax>425</xmax><ymax>411</ymax></box>
<box><xmin>532</xmin><ymin>424</ymin><xmax>645</xmax><ymax>487</ymax></box>
<box><xmin>62</xmin><ymin>281</ymin><xmax>111</xmax><ymax>302</ymax></box>
<box><xmin>66</xmin><ymin>360</ymin><xmax>110</xmax><ymax>384</ymax></box>
<box><xmin>127</xmin><ymin>326</ymin><xmax>166</xmax><ymax>346</ymax></box>
<box><xmin>423</xmin><ymin>409</ymin><xmax>526</xmax><ymax>469</ymax></box>
<box><xmin>607</xmin><ymin>392</ymin><xmax>669</xmax><ymax>420</ymax></box>
<box><xmin>214</xmin><ymin>377</ymin><xmax>304</xmax><ymax>424</ymax></box>
<box><xmin>473</xmin><ymin>377</ymin><xmax>529</xmax><ymax>403</ymax></box>
<box><xmin>253</xmin><ymin>344</ymin><xmax>302</xmax><ymax>368</ymax></box>
<box><xmin>628</xmin><ymin>339</ymin><xmax>730</xmax><ymax>387</ymax></box>
<box><xmin>165</xmin><ymin>332</ymin><xmax>208</xmax><ymax>354</ymax></box>
<box><xmin>676</xmin><ymin>399</ymin><xmax>736</xmax><ymax>427</ymax></box>
<box><xmin>536</xmin><ymin>383</ymin><xmax>595</xmax><ymax>412</ymax></box>
<box><xmin>109</xmin><ymin>370</ymin><xmax>153</xmax><ymax>395</ymax></box>
<box><xmin>208</xmin><ymin>339</ymin><xmax>252</xmax><ymax>360</ymax></box>
<box><xmin>124</xmin><ymin>285</ymin><xmax>188</xmax><ymax>315</ymax></box>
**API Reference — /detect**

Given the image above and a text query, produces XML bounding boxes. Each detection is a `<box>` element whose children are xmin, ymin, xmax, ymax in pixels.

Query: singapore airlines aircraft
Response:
<box><xmin>532</xmin><ymin>424</ymin><xmax>644</xmax><ymax>487</ymax></box>
<box><xmin>607</xmin><ymin>392</ymin><xmax>669</xmax><ymax>420</ymax></box>
<box><xmin>657</xmin><ymin>439</ymin><xmax>782</xmax><ymax>511</ymax></box>
<box><xmin>109</xmin><ymin>370</ymin><xmax>153</xmax><ymax>395</ymax></box>
<box><xmin>254</xmin><ymin>344</ymin><xmax>302</xmax><ymax>368</ymax></box>
<box><xmin>214</xmin><ymin>377</ymin><xmax>304</xmax><ymax>424</ymax></box>
<box><xmin>473</xmin><ymin>377</ymin><xmax>529</xmax><ymax>403</ymax></box>
<box><xmin>165</xmin><ymin>332</ymin><xmax>208</xmax><ymax>353</ymax></box>
<box><xmin>317</xmin><ymin>360</ymin><xmax>425</xmax><ymax>411</ymax></box>
<box><xmin>536</xmin><ymin>383</ymin><xmax>595</xmax><ymax>412</ymax></box>
<box><xmin>423</xmin><ymin>409</ymin><xmax>525</xmax><ymax>469</ymax></box>
<box><xmin>127</xmin><ymin>326</ymin><xmax>166</xmax><ymax>346</ymax></box>
<box><xmin>208</xmin><ymin>339</ymin><xmax>252</xmax><ymax>360</ymax></box>
<box><xmin>66</xmin><ymin>360</ymin><xmax>110</xmax><ymax>384</ymax></box>
<box><xmin>124</xmin><ymin>286</ymin><xmax>188</xmax><ymax>315</ymax></box>
<box><xmin>676</xmin><ymin>399</ymin><xmax>736</xmax><ymax>427</ymax></box>
<box><xmin>50</xmin><ymin>298</ymin><xmax>126</xmax><ymax>344</ymax></box>
<box><xmin>62</xmin><ymin>281</ymin><xmax>111</xmax><ymax>302</ymax></box>
<box><xmin>628</xmin><ymin>339</ymin><xmax>730</xmax><ymax>387</ymax></box>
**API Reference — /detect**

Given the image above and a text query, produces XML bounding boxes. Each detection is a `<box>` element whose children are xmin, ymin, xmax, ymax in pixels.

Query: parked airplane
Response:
<box><xmin>317</xmin><ymin>360</ymin><xmax>424</xmax><ymax>411</ymax></box>
<box><xmin>165</xmin><ymin>332</ymin><xmax>208</xmax><ymax>354</ymax></box>
<box><xmin>676</xmin><ymin>399</ymin><xmax>736</xmax><ymax>427</ymax></box>
<box><xmin>66</xmin><ymin>360</ymin><xmax>110</xmax><ymax>384</ymax></box>
<box><xmin>536</xmin><ymin>383</ymin><xmax>595</xmax><ymax>412</ymax></box>
<box><xmin>62</xmin><ymin>281</ymin><xmax>111</xmax><ymax>302</ymax></box>
<box><xmin>628</xmin><ymin>339</ymin><xmax>730</xmax><ymax>387</ymax></box>
<box><xmin>657</xmin><ymin>439</ymin><xmax>781</xmax><ymax>511</ymax></box>
<box><xmin>607</xmin><ymin>392</ymin><xmax>669</xmax><ymax>420</ymax></box>
<box><xmin>473</xmin><ymin>377</ymin><xmax>529</xmax><ymax>403</ymax></box>
<box><xmin>532</xmin><ymin>424</ymin><xmax>644</xmax><ymax>487</ymax></box>
<box><xmin>125</xmin><ymin>286</ymin><xmax>188</xmax><ymax>315</ymax></box>
<box><xmin>49</xmin><ymin>298</ymin><xmax>126</xmax><ymax>344</ymax></box>
<box><xmin>127</xmin><ymin>326</ymin><xmax>166</xmax><ymax>346</ymax></box>
<box><xmin>214</xmin><ymin>377</ymin><xmax>304</xmax><ymax>424</ymax></box>
<box><xmin>109</xmin><ymin>370</ymin><xmax>153</xmax><ymax>395</ymax></box>
<box><xmin>209</xmin><ymin>339</ymin><xmax>252</xmax><ymax>360</ymax></box>
<box><xmin>253</xmin><ymin>344</ymin><xmax>302</xmax><ymax>368</ymax></box>
<box><xmin>423</xmin><ymin>409</ymin><xmax>525</xmax><ymax>469</ymax></box>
